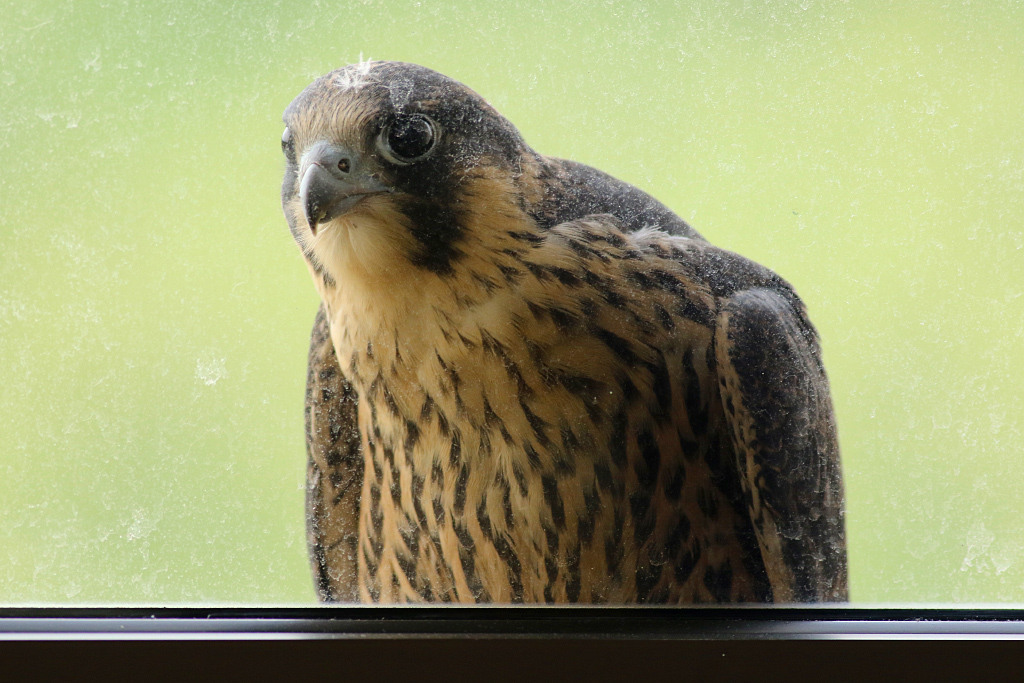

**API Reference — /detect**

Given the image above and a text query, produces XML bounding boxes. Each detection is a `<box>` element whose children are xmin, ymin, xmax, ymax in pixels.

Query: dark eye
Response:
<box><xmin>379</xmin><ymin>114</ymin><xmax>437</xmax><ymax>164</ymax></box>
<box><xmin>281</xmin><ymin>127</ymin><xmax>295</xmax><ymax>160</ymax></box>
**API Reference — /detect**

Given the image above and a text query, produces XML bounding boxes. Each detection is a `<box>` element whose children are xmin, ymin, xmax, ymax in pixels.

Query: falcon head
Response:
<box><xmin>281</xmin><ymin>61</ymin><xmax>533</xmax><ymax>280</ymax></box>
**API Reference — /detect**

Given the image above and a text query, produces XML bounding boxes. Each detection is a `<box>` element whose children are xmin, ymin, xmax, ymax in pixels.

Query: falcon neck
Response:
<box><xmin>312</xmin><ymin>183</ymin><xmax>546</xmax><ymax>395</ymax></box>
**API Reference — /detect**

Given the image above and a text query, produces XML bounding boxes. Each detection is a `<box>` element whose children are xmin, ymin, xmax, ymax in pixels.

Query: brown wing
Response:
<box><xmin>715</xmin><ymin>287</ymin><xmax>848</xmax><ymax>602</ymax></box>
<box><xmin>304</xmin><ymin>304</ymin><xmax>364</xmax><ymax>602</ymax></box>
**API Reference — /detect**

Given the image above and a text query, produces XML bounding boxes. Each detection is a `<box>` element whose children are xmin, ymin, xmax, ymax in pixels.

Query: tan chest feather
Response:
<box><xmin>319</xmin><ymin>219</ymin><xmax>758</xmax><ymax>603</ymax></box>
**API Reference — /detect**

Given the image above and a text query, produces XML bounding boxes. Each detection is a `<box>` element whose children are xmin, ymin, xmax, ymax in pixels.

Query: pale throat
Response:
<box><xmin>303</xmin><ymin>182</ymin><xmax>543</xmax><ymax>428</ymax></box>
<box><xmin>305</xmin><ymin>223</ymin><xmax>460</xmax><ymax>392</ymax></box>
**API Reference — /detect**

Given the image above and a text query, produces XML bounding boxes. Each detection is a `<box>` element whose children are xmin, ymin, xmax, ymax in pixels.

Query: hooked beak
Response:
<box><xmin>299</xmin><ymin>141</ymin><xmax>390</xmax><ymax>235</ymax></box>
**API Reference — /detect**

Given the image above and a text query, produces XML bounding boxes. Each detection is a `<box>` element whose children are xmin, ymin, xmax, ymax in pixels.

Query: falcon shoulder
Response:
<box><xmin>539</xmin><ymin>157</ymin><xmax>848</xmax><ymax>601</ymax></box>
<box><xmin>532</xmin><ymin>157</ymin><xmax>704</xmax><ymax>240</ymax></box>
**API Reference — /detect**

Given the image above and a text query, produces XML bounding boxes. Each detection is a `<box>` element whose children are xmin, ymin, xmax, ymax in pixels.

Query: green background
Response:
<box><xmin>1</xmin><ymin>0</ymin><xmax>1021</xmax><ymax>604</ymax></box>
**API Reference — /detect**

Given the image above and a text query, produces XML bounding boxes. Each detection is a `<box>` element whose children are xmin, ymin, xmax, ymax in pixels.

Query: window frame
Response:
<box><xmin>2</xmin><ymin>606</ymin><xmax>1023</xmax><ymax>680</ymax></box>
<box><xmin>4</xmin><ymin>605</ymin><xmax>1024</xmax><ymax>638</ymax></box>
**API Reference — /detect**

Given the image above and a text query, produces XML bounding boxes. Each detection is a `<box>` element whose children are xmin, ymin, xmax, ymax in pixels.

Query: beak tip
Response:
<box><xmin>300</xmin><ymin>165</ymin><xmax>329</xmax><ymax>237</ymax></box>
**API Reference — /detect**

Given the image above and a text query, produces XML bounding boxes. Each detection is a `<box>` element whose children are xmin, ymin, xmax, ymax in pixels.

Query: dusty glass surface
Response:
<box><xmin>1</xmin><ymin>0</ymin><xmax>1021</xmax><ymax>604</ymax></box>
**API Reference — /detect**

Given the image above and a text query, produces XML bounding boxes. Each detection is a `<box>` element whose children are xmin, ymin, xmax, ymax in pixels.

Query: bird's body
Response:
<box><xmin>286</xmin><ymin>61</ymin><xmax>847</xmax><ymax>604</ymax></box>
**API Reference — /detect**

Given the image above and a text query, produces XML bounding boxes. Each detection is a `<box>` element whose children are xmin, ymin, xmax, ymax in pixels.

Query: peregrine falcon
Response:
<box><xmin>283</xmin><ymin>61</ymin><xmax>847</xmax><ymax>604</ymax></box>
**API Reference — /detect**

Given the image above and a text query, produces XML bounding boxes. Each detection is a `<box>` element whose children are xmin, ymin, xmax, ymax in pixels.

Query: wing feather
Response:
<box><xmin>715</xmin><ymin>288</ymin><xmax>848</xmax><ymax>602</ymax></box>
<box><xmin>304</xmin><ymin>304</ymin><xmax>364</xmax><ymax>602</ymax></box>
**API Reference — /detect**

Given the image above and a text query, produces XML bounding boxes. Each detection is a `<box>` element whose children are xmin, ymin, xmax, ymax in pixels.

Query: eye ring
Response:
<box><xmin>377</xmin><ymin>114</ymin><xmax>438</xmax><ymax>165</ymax></box>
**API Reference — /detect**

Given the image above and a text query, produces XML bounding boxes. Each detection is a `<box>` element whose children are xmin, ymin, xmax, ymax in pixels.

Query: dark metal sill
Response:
<box><xmin>2</xmin><ymin>605</ymin><xmax>1024</xmax><ymax>640</ymax></box>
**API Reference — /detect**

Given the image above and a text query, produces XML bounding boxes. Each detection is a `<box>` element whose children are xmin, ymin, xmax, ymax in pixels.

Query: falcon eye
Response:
<box><xmin>281</xmin><ymin>127</ymin><xmax>295</xmax><ymax>160</ymax></box>
<box><xmin>379</xmin><ymin>114</ymin><xmax>437</xmax><ymax>164</ymax></box>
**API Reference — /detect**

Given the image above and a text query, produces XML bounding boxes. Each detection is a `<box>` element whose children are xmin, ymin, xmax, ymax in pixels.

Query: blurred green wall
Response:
<box><xmin>1</xmin><ymin>0</ymin><xmax>1022</xmax><ymax>604</ymax></box>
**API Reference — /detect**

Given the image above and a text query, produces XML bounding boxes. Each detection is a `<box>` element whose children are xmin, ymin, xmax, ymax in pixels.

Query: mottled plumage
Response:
<box><xmin>284</xmin><ymin>61</ymin><xmax>847</xmax><ymax>603</ymax></box>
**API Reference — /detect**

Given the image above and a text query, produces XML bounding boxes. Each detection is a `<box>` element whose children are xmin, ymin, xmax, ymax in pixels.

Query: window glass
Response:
<box><xmin>1</xmin><ymin>0</ymin><xmax>1021</xmax><ymax>604</ymax></box>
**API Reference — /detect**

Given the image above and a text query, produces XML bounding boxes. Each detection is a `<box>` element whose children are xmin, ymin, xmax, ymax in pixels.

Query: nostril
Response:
<box><xmin>338</xmin><ymin>158</ymin><xmax>351</xmax><ymax>173</ymax></box>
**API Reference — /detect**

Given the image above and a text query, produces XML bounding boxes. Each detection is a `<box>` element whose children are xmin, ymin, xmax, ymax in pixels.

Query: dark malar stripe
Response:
<box><xmin>402</xmin><ymin>198</ymin><xmax>463</xmax><ymax>275</ymax></box>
